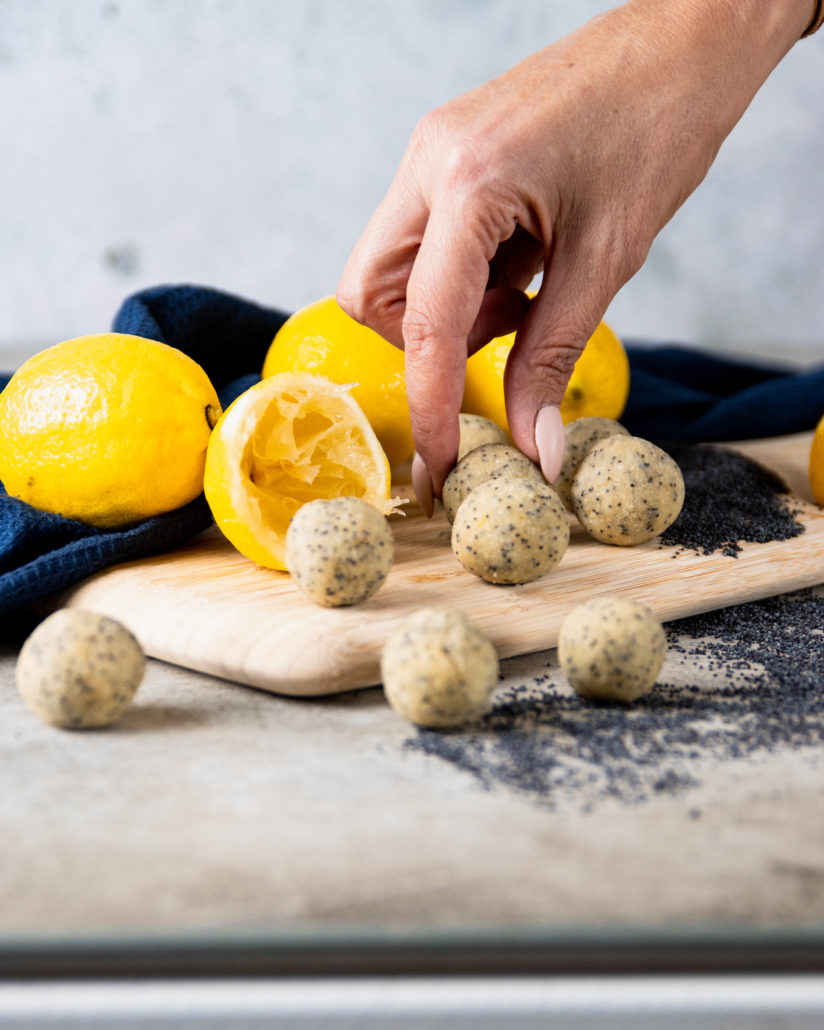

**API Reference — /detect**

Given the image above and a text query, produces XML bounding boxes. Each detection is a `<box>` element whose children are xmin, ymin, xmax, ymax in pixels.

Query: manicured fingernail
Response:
<box><xmin>411</xmin><ymin>453</ymin><xmax>434</xmax><ymax>518</ymax></box>
<box><xmin>535</xmin><ymin>405</ymin><xmax>565</xmax><ymax>484</ymax></box>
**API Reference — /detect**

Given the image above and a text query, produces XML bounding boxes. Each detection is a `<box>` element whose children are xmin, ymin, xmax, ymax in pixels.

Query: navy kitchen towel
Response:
<box><xmin>622</xmin><ymin>344</ymin><xmax>824</xmax><ymax>442</ymax></box>
<box><xmin>0</xmin><ymin>282</ymin><xmax>821</xmax><ymax>615</ymax></box>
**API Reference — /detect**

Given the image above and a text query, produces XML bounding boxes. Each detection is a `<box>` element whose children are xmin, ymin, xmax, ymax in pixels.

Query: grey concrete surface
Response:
<box><xmin>1</xmin><ymin>601</ymin><xmax>823</xmax><ymax>940</ymax></box>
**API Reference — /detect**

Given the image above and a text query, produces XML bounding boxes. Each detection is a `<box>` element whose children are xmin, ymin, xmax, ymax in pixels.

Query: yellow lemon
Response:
<box><xmin>0</xmin><ymin>334</ymin><xmax>221</xmax><ymax>528</ymax></box>
<box><xmin>204</xmin><ymin>372</ymin><xmax>399</xmax><ymax>570</ymax></box>
<box><xmin>462</xmin><ymin>320</ymin><xmax>630</xmax><ymax>432</ymax></box>
<box><xmin>262</xmin><ymin>297</ymin><xmax>413</xmax><ymax>468</ymax></box>
<box><xmin>810</xmin><ymin>414</ymin><xmax>824</xmax><ymax>506</ymax></box>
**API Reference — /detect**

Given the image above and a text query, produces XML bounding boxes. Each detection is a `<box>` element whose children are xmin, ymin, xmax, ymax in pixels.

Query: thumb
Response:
<box><xmin>503</xmin><ymin>258</ymin><xmax>607</xmax><ymax>483</ymax></box>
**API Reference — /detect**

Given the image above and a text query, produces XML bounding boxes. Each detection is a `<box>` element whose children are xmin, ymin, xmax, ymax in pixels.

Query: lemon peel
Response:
<box><xmin>810</xmin><ymin>413</ymin><xmax>824</xmax><ymax>506</ymax></box>
<box><xmin>262</xmin><ymin>297</ymin><xmax>414</xmax><ymax>468</ymax></box>
<box><xmin>204</xmin><ymin>372</ymin><xmax>402</xmax><ymax>570</ymax></box>
<box><xmin>462</xmin><ymin>319</ymin><xmax>630</xmax><ymax>432</ymax></box>
<box><xmin>0</xmin><ymin>333</ymin><xmax>221</xmax><ymax>528</ymax></box>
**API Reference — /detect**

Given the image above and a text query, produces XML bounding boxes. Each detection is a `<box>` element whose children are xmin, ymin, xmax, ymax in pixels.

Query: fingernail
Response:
<box><xmin>535</xmin><ymin>405</ymin><xmax>565</xmax><ymax>484</ymax></box>
<box><xmin>411</xmin><ymin>453</ymin><xmax>435</xmax><ymax>518</ymax></box>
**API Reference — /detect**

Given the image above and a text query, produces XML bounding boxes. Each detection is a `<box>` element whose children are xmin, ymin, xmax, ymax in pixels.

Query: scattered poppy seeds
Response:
<box><xmin>405</xmin><ymin>589</ymin><xmax>824</xmax><ymax>810</ymax></box>
<box><xmin>404</xmin><ymin>446</ymin><xmax>820</xmax><ymax>809</ymax></box>
<box><xmin>658</xmin><ymin>443</ymin><xmax>805</xmax><ymax>557</ymax></box>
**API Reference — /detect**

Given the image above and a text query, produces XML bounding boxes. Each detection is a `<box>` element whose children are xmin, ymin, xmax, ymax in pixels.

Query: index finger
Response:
<box><xmin>403</xmin><ymin>197</ymin><xmax>513</xmax><ymax>492</ymax></box>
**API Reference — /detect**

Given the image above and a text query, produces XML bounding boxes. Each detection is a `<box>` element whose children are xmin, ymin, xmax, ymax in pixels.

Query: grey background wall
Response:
<box><xmin>2</xmin><ymin>0</ymin><xmax>822</xmax><ymax>364</ymax></box>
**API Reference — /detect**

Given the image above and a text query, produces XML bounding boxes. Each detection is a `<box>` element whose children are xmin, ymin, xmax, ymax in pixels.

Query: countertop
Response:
<box><xmin>2</xmin><ymin>581</ymin><xmax>823</xmax><ymax>972</ymax></box>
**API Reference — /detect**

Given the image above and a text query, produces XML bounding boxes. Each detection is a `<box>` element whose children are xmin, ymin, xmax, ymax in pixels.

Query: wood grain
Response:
<box><xmin>53</xmin><ymin>432</ymin><xmax>824</xmax><ymax>696</ymax></box>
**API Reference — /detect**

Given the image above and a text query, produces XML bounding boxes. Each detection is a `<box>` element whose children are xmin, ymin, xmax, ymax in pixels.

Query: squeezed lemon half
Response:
<box><xmin>204</xmin><ymin>372</ymin><xmax>400</xmax><ymax>570</ymax></box>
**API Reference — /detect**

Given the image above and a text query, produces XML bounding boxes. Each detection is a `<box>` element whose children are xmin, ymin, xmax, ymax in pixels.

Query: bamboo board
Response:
<box><xmin>54</xmin><ymin>432</ymin><xmax>824</xmax><ymax>695</ymax></box>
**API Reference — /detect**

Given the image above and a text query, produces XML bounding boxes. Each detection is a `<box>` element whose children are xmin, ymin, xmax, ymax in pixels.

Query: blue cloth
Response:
<box><xmin>0</xmin><ymin>282</ymin><xmax>821</xmax><ymax>616</ymax></box>
<box><xmin>622</xmin><ymin>344</ymin><xmax>824</xmax><ymax>442</ymax></box>
<box><xmin>113</xmin><ymin>283</ymin><xmax>289</xmax><ymax>410</ymax></box>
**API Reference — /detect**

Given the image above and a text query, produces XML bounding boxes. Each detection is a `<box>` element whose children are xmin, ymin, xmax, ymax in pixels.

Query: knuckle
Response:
<box><xmin>339</xmin><ymin>286</ymin><xmax>406</xmax><ymax>349</ymax></box>
<box><xmin>441</xmin><ymin>136</ymin><xmax>490</xmax><ymax>189</ymax></box>
<box><xmin>437</xmin><ymin>141</ymin><xmax>521</xmax><ymax>256</ymax></box>
<box><xmin>600</xmin><ymin>225</ymin><xmax>649</xmax><ymax>287</ymax></box>
<box><xmin>402</xmin><ymin>307</ymin><xmax>468</xmax><ymax>358</ymax></box>
<box><xmin>411</xmin><ymin>401</ymin><xmax>444</xmax><ymax>446</ymax></box>
<box><xmin>401</xmin><ymin>307</ymin><xmax>438</xmax><ymax>352</ymax></box>
<box><xmin>409</xmin><ymin>106</ymin><xmax>450</xmax><ymax>157</ymax></box>
<box><xmin>529</xmin><ymin>338</ymin><xmax>584</xmax><ymax>386</ymax></box>
<box><xmin>336</xmin><ymin>280</ymin><xmax>395</xmax><ymax>335</ymax></box>
<box><xmin>335</xmin><ymin>284</ymin><xmax>367</xmax><ymax>325</ymax></box>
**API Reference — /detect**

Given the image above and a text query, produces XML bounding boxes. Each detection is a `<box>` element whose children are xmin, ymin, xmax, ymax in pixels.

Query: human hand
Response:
<box><xmin>337</xmin><ymin>0</ymin><xmax>810</xmax><ymax>510</ymax></box>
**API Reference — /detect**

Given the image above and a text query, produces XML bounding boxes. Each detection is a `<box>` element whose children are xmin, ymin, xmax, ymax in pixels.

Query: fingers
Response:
<box><xmin>487</xmin><ymin>224</ymin><xmax>545</xmax><ymax>292</ymax></box>
<box><xmin>503</xmin><ymin>248</ymin><xmax>609</xmax><ymax>483</ymax></box>
<box><xmin>402</xmin><ymin>194</ymin><xmax>516</xmax><ymax>494</ymax></box>
<box><xmin>467</xmin><ymin>286</ymin><xmax>531</xmax><ymax>355</ymax></box>
<box><xmin>336</xmin><ymin>175</ymin><xmax>429</xmax><ymax>350</ymax></box>
<box><xmin>466</xmin><ymin>224</ymin><xmax>544</xmax><ymax>351</ymax></box>
<box><xmin>340</xmin><ymin>190</ymin><xmax>532</xmax><ymax>512</ymax></box>
<box><xmin>411</xmin><ymin>452</ymin><xmax>434</xmax><ymax>518</ymax></box>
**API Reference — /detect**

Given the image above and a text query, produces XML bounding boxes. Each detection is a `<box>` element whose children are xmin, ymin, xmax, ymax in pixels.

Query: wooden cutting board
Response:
<box><xmin>53</xmin><ymin>432</ymin><xmax>824</xmax><ymax>696</ymax></box>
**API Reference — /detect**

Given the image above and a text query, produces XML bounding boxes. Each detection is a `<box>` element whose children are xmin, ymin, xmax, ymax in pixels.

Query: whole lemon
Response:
<box><xmin>262</xmin><ymin>297</ymin><xmax>414</xmax><ymax>468</ymax></box>
<box><xmin>810</xmin><ymin>413</ymin><xmax>824</xmax><ymax>506</ymax></box>
<box><xmin>462</xmin><ymin>320</ymin><xmax>630</xmax><ymax>433</ymax></box>
<box><xmin>0</xmin><ymin>334</ymin><xmax>221</xmax><ymax>528</ymax></box>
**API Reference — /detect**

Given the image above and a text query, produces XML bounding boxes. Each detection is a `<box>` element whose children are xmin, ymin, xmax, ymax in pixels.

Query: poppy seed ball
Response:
<box><xmin>16</xmin><ymin>609</ymin><xmax>145</xmax><ymax>729</ymax></box>
<box><xmin>381</xmin><ymin>607</ymin><xmax>498</xmax><ymax>728</ymax></box>
<box><xmin>451</xmin><ymin>476</ymin><xmax>570</xmax><ymax>585</ymax></box>
<box><xmin>571</xmin><ymin>435</ymin><xmax>685</xmax><ymax>545</ymax></box>
<box><xmin>457</xmin><ymin>414</ymin><xmax>510</xmax><ymax>460</ymax></box>
<box><xmin>285</xmin><ymin>496</ymin><xmax>394</xmax><ymax>607</ymax></box>
<box><xmin>442</xmin><ymin>442</ymin><xmax>545</xmax><ymax>523</ymax></box>
<box><xmin>558</xmin><ymin>596</ymin><xmax>666</xmax><ymax>702</ymax></box>
<box><xmin>555</xmin><ymin>416</ymin><xmax>629</xmax><ymax>510</ymax></box>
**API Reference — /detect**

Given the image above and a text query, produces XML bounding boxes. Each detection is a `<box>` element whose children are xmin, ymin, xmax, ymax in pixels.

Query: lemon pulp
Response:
<box><xmin>262</xmin><ymin>297</ymin><xmax>414</xmax><ymax>468</ymax></box>
<box><xmin>205</xmin><ymin>373</ymin><xmax>397</xmax><ymax>570</ymax></box>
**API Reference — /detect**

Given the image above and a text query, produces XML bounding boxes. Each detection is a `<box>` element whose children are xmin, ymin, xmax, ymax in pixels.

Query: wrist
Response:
<box><xmin>625</xmin><ymin>0</ymin><xmax>815</xmax><ymax>57</ymax></box>
<box><xmin>620</xmin><ymin>0</ymin><xmax>814</xmax><ymax>117</ymax></box>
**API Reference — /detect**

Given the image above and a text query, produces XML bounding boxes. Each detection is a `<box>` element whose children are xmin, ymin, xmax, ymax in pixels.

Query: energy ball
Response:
<box><xmin>381</xmin><ymin>606</ymin><xmax>498</xmax><ymax>728</ymax></box>
<box><xmin>442</xmin><ymin>442</ymin><xmax>545</xmax><ymax>523</ymax></box>
<box><xmin>452</xmin><ymin>477</ymin><xmax>570</xmax><ymax>585</ymax></box>
<box><xmin>571</xmin><ymin>435</ymin><xmax>685</xmax><ymax>546</ymax></box>
<box><xmin>457</xmin><ymin>413</ymin><xmax>510</xmax><ymax>460</ymax></box>
<box><xmin>16</xmin><ymin>609</ymin><xmax>145</xmax><ymax>729</ymax></box>
<box><xmin>285</xmin><ymin>496</ymin><xmax>394</xmax><ymax>607</ymax></box>
<box><xmin>558</xmin><ymin>596</ymin><xmax>666</xmax><ymax>702</ymax></box>
<box><xmin>555</xmin><ymin>417</ymin><xmax>629</xmax><ymax>510</ymax></box>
